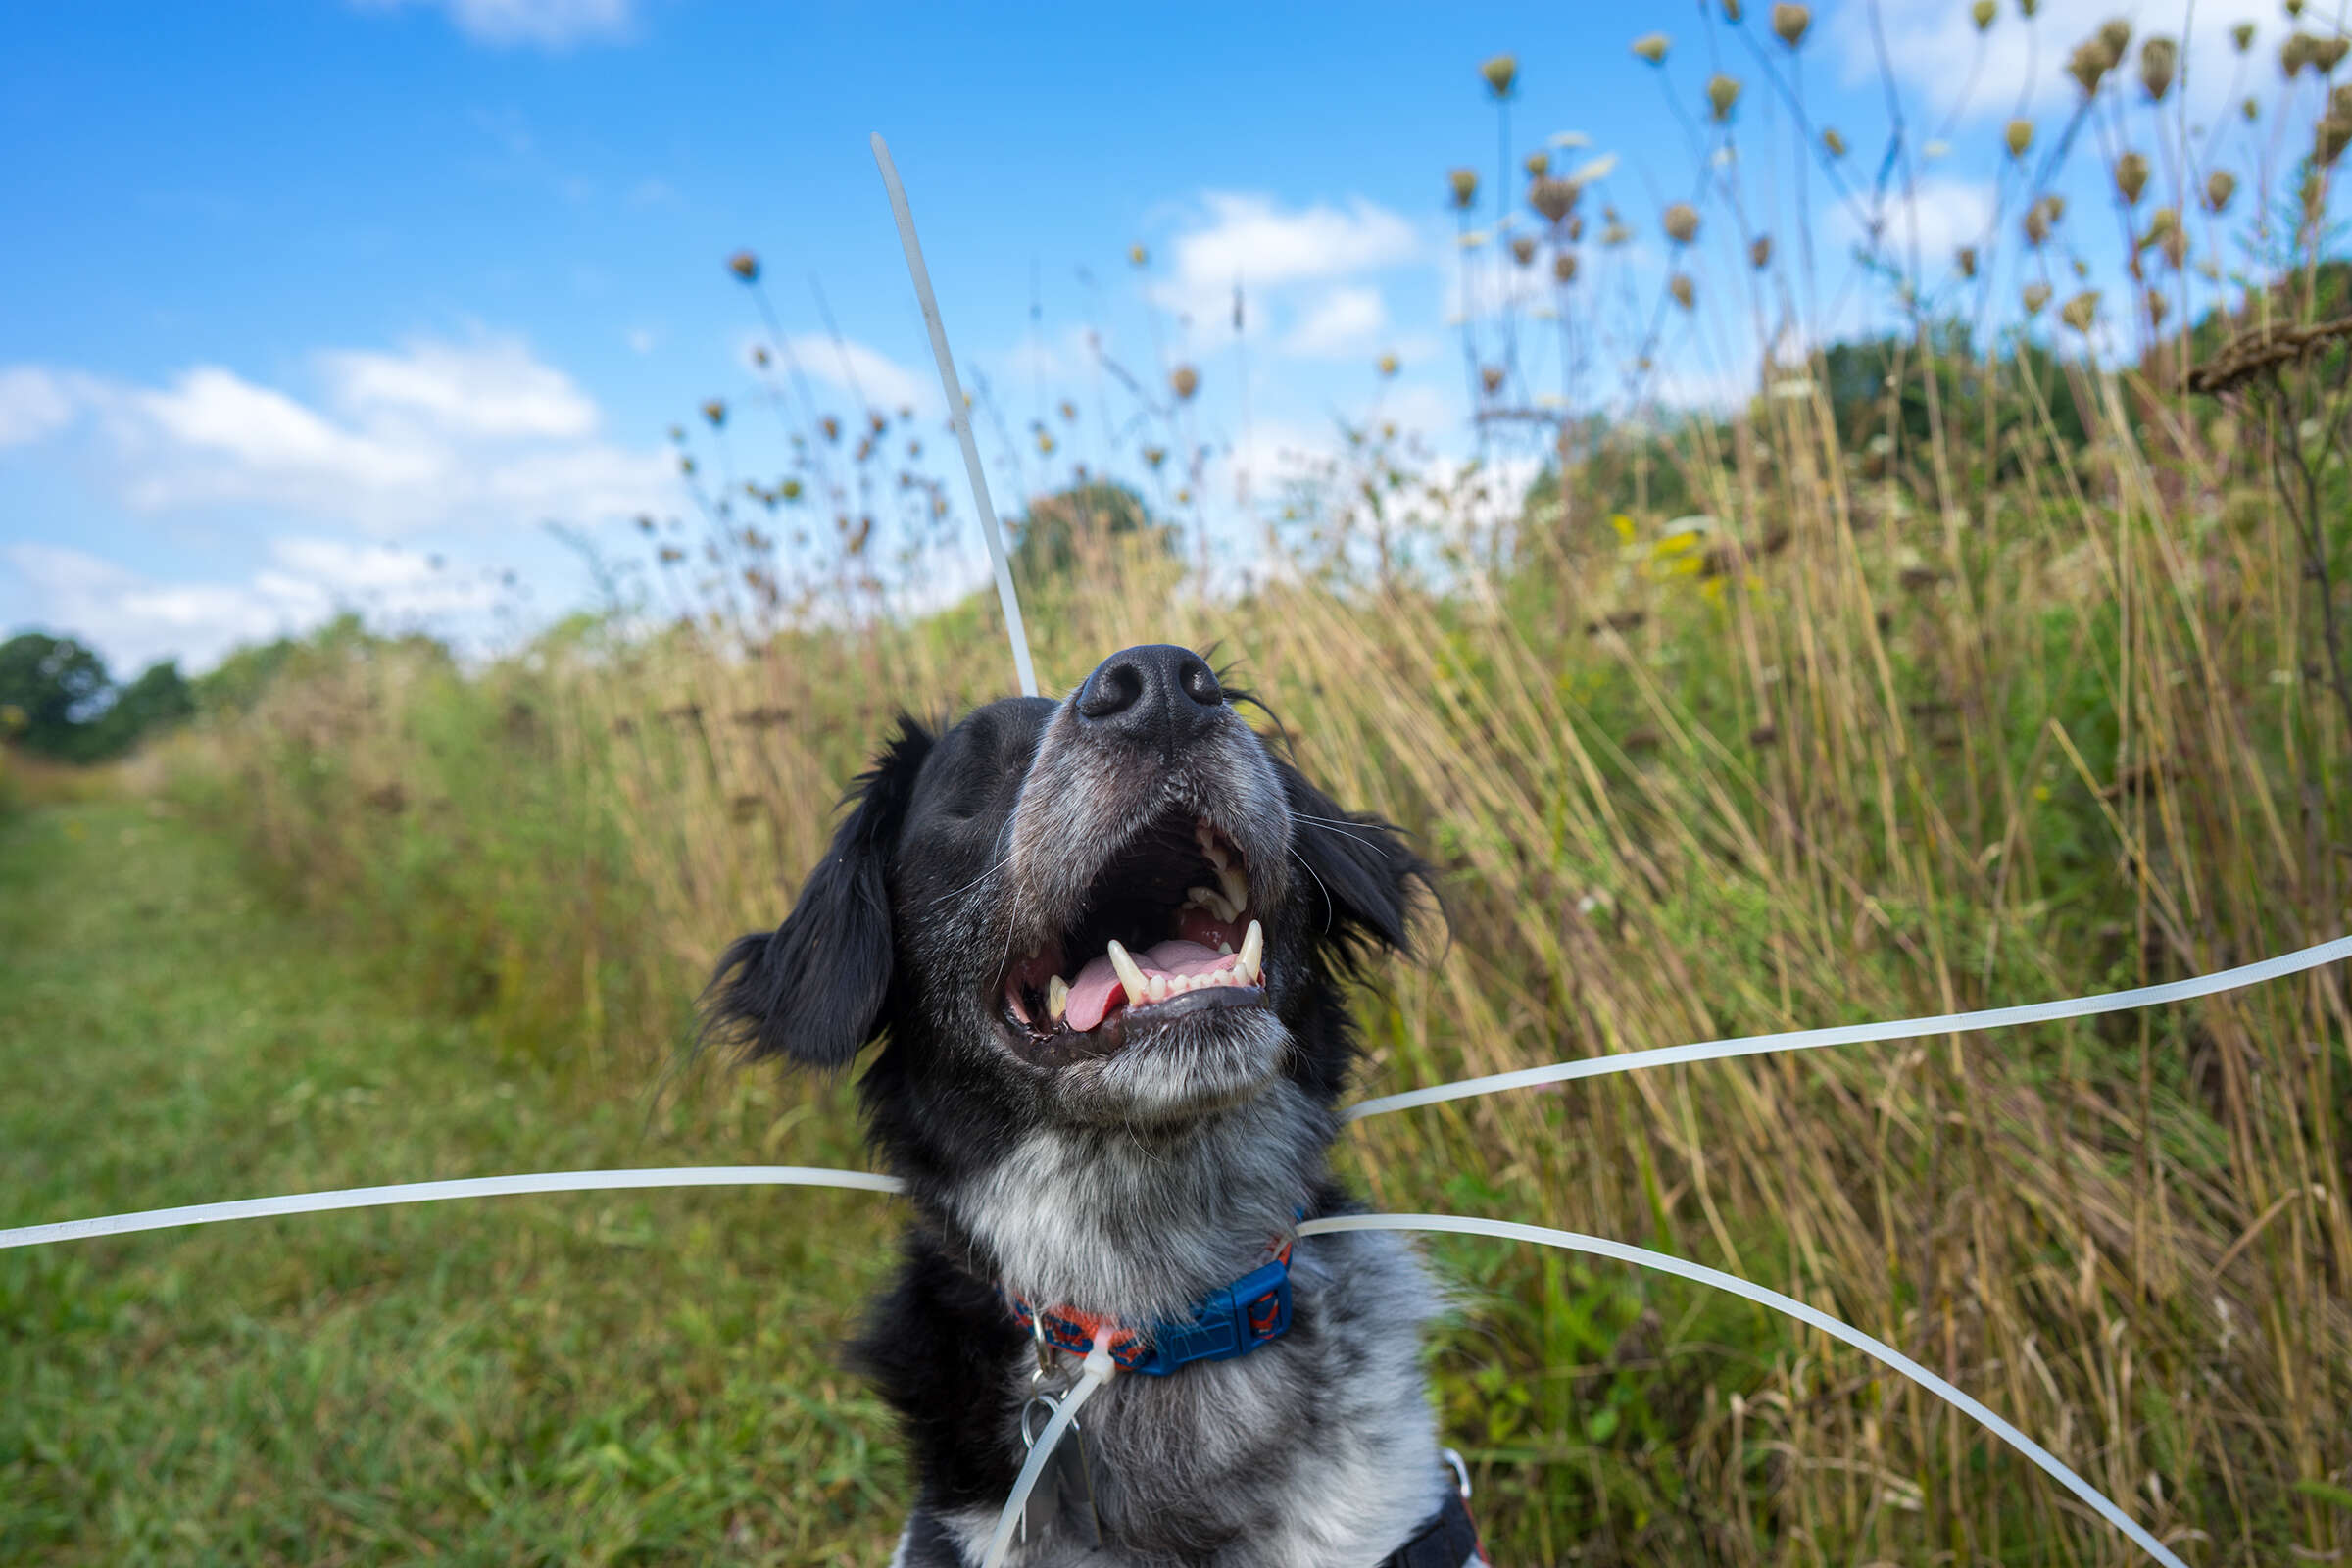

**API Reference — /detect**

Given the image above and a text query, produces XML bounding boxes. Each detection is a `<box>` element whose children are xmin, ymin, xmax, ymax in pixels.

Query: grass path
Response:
<box><xmin>1</xmin><ymin>803</ymin><xmax>906</xmax><ymax>1566</ymax></box>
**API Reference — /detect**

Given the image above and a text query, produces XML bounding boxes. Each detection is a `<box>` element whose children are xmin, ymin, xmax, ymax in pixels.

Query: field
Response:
<box><xmin>9</xmin><ymin>8</ymin><xmax>2352</xmax><ymax>1566</ymax></box>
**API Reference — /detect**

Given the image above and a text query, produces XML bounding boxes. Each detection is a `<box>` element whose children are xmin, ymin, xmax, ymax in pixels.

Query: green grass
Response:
<box><xmin>0</xmin><ymin>801</ymin><xmax>907</xmax><ymax>1566</ymax></box>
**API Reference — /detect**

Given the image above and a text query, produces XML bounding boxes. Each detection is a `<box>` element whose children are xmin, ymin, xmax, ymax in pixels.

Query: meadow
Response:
<box><xmin>7</xmin><ymin>5</ymin><xmax>2352</xmax><ymax>1564</ymax></box>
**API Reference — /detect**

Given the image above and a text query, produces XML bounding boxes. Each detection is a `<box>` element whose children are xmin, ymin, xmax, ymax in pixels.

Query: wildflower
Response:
<box><xmin>1171</xmin><ymin>364</ymin><xmax>1200</xmax><ymax>400</ymax></box>
<box><xmin>1707</xmin><ymin>74</ymin><xmax>1742</xmax><ymax>122</ymax></box>
<box><xmin>2139</xmin><ymin>35</ymin><xmax>2177</xmax><ymax>100</ymax></box>
<box><xmin>1670</xmin><ymin>272</ymin><xmax>1696</xmax><ymax>309</ymax></box>
<box><xmin>2060</xmin><ymin>289</ymin><xmax>2100</xmax><ymax>332</ymax></box>
<box><xmin>2114</xmin><ymin>150</ymin><xmax>2149</xmax><ymax>203</ymax></box>
<box><xmin>2023</xmin><ymin>281</ymin><xmax>2052</xmax><ymax>314</ymax></box>
<box><xmin>1530</xmin><ymin>176</ymin><xmax>1579</xmax><ymax>223</ymax></box>
<box><xmin>2005</xmin><ymin>119</ymin><xmax>2034</xmax><ymax>158</ymax></box>
<box><xmin>1632</xmin><ymin>32</ymin><xmax>1670</xmax><ymax>64</ymax></box>
<box><xmin>1664</xmin><ymin>201</ymin><xmax>1700</xmax><ymax>244</ymax></box>
<box><xmin>1749</xmin><ymin>234</ymin><xmax>1773</xmax><ymax>268</ymax></box>
<box><xmin>2204</xmin><ymin>169</ymin><xmax>2236</xmax><ymax>212</ymax></box>
<box><xmin>1772</xmin><ymin>4</ymin><xmax>1810</xmax><ymax>47</ymax></box>
<box><xmin>1378</xmin><ymin>353</ymin><xmax>1399</xmax><ymax>376</ymax></box>
<box><xmin>780</xmin><ymin>478</ymin><xmax>803</xmax><ymax>500</ymax></box>
<box><xmin>1482</xmin><ymin>54</ymin><xmax>1518</xmax><ymax>96</ymax></box>
<box><xmin>727</xmin><ymin>250</ymin><xmax>760</xmax><ymax>282</ymax></box>
<box><xmin>1448</xmin><ymin>168</ymin><xmax>1480</xmax><ymax>209</ymax></box>
<box><xmin>1525</xmin><ymin>151</ymin><xmax>1550</xmax><ymax>177</ymax></box>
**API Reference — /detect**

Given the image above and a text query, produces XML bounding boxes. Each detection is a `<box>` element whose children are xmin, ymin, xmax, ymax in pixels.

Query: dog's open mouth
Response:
<box><xmin>1000</xmin><ymin>812</ymin><xmax>1266</xmax><ymax>1055</ymax></box>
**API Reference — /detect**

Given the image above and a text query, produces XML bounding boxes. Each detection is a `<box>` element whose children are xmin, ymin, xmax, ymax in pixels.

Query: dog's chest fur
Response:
<box><xmin>865</xmin><ymin>1090</ymin><xmax>1450</xmax><ymax>1567</ymax></box>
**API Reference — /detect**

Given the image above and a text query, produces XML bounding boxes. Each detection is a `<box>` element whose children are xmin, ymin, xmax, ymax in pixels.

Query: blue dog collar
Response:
<box><xmin>1004</xmin><ymin>1229</ymin><xmax>1298</xmax><ymax>1378</ymax></box>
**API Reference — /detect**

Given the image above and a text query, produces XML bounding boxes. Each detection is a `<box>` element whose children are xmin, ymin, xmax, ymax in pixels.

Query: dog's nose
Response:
<box><xmin>1074</xmin><ymin>644</ymin><xmax>1223</xmax><ymax>745</ymax></box>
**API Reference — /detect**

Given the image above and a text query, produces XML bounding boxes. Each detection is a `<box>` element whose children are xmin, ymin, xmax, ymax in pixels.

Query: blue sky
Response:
<box><xmin>0</xmin><ymin>0</ymin><xmax>2294</xmax><ymax>672</ymax></box>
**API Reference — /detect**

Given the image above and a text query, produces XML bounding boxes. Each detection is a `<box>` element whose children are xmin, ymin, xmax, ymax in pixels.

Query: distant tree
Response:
<box><xmin>1011</xmin><ymin>482</ymin><xmax>1172</xmax><ymax>580</ymax></box>
<box><xmin>84</xmin><ymin>661</ymin><xmax>195</xmax><ymax>758</ymax></box>
<box><xmin>0</xmin><ymin>633</ymin><xmax>112</xmax><ymax>760</ymax></box>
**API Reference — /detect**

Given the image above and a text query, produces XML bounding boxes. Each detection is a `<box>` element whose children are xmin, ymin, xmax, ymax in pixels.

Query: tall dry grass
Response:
<box><xmin>156</xmin><ymin>6</ymin><xmax>2352</xmax><ymax>1563</ymax></box>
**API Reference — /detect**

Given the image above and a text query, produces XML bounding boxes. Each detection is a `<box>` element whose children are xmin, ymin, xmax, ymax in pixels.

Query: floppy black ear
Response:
<box><xmin>702</xmin><ymin>716</ymin><xmax>933</xmax><ymax>1067</ymax></box>
<box><xmin>1276</xmin><ymin>759</ymin><xmax>1436</xmax><ymax>963</ymax></box>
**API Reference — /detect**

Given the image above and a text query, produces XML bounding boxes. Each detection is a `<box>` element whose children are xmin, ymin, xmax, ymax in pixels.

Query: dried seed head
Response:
<box><xmin>1823</xmin><ymin>126</ymin><xmax>1848</xmax><ymax>157</ymax></box>
<box><xmin>2336</xmin><ymin>81</ymin><xmax>2352</xmax><ymax>118</ymax></box>
<box><xmin>1530</xmin><ymin>176</ymin><xmax>1579</xmax><ymax>223</ymax></box>
<box><xmin>2139</xmin><ymin>35</ymin><xmax>2178</xmax><ymax>99</ymax></box>
<box><xmin>2115</xmin><ymin>150</ymin><xmax>2149</xmax><ymax>203</ymax></box>
<box><xmin>2232</xmin><ymin>21</ymin><xmax>2256</xmax><ymax>52</ymax></box>
<box><xmin>2066</xmin><ymin>37</ymin><xmax>2113</xmax><ymax>94</ymax></box>
<box><xmin>1482</xmin><ymin>54</ymin><xmax>1518</xmax><ymax>96</ymax></box>
<box><xmin>1707</xmin><ymin>74</ymin><xmax>1743</xmax><ymax>122</ymax></box>
<box><xmin>1721</xmin><ymin>0</ymin><xmax>1741</xmax><ymax>19</ymax></box>
<box><xmin>1525</xmin><ymin>151</ymin><xmax>1550</xmax><ymax>177</ymax></box>
<box><xmin>2005</xmin><ymin>119</ymin><xmax>2034</xmax><ymax>157</ymax></box>
<box><xmin>727</xmin><ymin>250</ymin><xmax>760</xmax><ymax>282</ymax></box>
<box><xmin>2098</xmin><ymin>19</ymin><xmax>2132</xmax><ymax>58</ymax></box>
<box><xmin>1553</xmin><ymin>251</ymin><xmax>1579</xmax><ymax>282</ymax></box>
<box><xmin>1144</xmin><ymin>446</ymin><xmax>1166</xmax><ymax>468</ymax></box>
<box><xmin>2144</xmin><ymin>288</ymin><xmax>2168</xmax><ymax>326</ymax></box>
<box><xmin>2023</xmin><ymin>281</ymin><xmax>2052</xmax><ymax>314</ymax></box>
<box><xmin>1511</xmin><ymin>234</ymin><xmax>1538</xmax><ymax>265</ymax></box>
<box><xmin>1957</xmin><ymin>245</ymin><xmax>1979</xmax><ymax>278</ymax></box>
<box><xmin>1750</xmin><ymin>233</ymin><xmax>1773</xmax><ymax>268</ymax></box>
<box><xmin>2204</xmin><ymin>169</ymin><xmax>2236</xmax><ymax>212</ymax></box>
<box><xmin>1129</xmin><ymin>244</ymin><xmax>1149</xmax><ymax>266</ymax></box>
<box><xmin>1603</xmin><ymin>221</ymin><xmax>1633</xmax><ymax>245</ymax></box>
<box><xmin>1632</xmin><ymin>32</ymin><xmax>1670</xmax><ymax>64</ymax></box>
<box><xmin>1972</xmin><ymin>0</ymin><xmax>1997</xmax><ymax>29</ymax></box>
<box><xmin>1670</xmin><ymin>272</ymin><xmax>1696</xmax><ymax>309</ymax></box>
<box><xmin>2060</xmin><ymin>289</ymin><xmax>2100</xmax><ymax>332</ymax></box>
<box><xmin>2023</xmin><ymin>204</ymin><xmax>2050</xmax><ymax>246</ymax></box>
<box><xmin>1377</xmin><ymin>353</ymin><xmax>1399</xmax><ymax>377</ymax></box>
<box><xmin>2283</xmin><ymin>31</ymin><xmax>2320</xmax><ymax>74</ymax></box>
<box><xmin>2017</xmin><ymin>0</ymin><xmax>2037</xmax><ymax>15</ymax></box>
<box><xmin>1772</xmin><ymin>4</ymin><xmax>1811</xmax><ymax>47</ymax></box>
<box><xmin>2318</xmin><ymin>113</ymin><xmax>2352</xmax><ymax>164</ymax></box>
<box><xmin>751</xmin><ymin>345</ymin><xmax>770</xmax><ymax>368</ymax></box>
<box><xmin>1448</xmin><ymin>167</ymin><xmax>1480</xmax><ymax>209</ymax></box>
<box><xmin>1664</xmin><ymin>201</ymin><xmax>1701</xmax><ymax>244</ymax></box>
<box><xmin>1480</xmin><ymin>365</ymin><xmax>1506</xmax><ymax>395</ymax></box>
<box><xmin>1566</xmin><ymin>214</ymin><xmax>1585</xmax><ymax>241</ymax></box>
<box><xmin>2319</xmin><ymin>35</ymin><xmax>2351</xmax><ymax>72</ymax></box>
<box><xmin>2245</xmin><ymin>95</ymin><xmax>2261</xmax><ymax>120</ymax></box>
<box><xmin>702</xmin><ymin>399</ymin><xmax>726</xmax><ymax>427</ymax></box>
<box><xmin>1170</xmin><ymin>364</ymin><xmax>1200</xmax><ymax>401</ymax></box>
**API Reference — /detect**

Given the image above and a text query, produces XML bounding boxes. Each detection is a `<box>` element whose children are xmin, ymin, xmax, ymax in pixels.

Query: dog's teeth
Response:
<box><xmin>1239</xmin><ymin>919</ymin><xmax>1263</xmax><ymax>983</ymax></box>
<box><xmin>1048</xmin><ymin>974</ymin><xmax>1069</xmax><ymax>1021</ymax></box>
<box><xmin>1217</xmin><ymin>941</ymin><xmax>1233</xmax><ymax>956</ymax></box>
<box><xmin>1106</xmin><ymin>940</ymin><xmax>1149</xmax><ymax>1004</ymax></box>
<box><xmin>1218</xmin><ymin>862</ymin><xmax>1249</xmax><ymax>915</ymax></box>
<box><xmin>1147</xmin><ymin>973</ymin><xmax>1169</xmax><ymax>1002</ymax></box>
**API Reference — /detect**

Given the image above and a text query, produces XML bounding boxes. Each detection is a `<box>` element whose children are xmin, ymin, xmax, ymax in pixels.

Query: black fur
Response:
<box><xmin>703</xmin><ymin>650</ymin><xmax>1458</xmax><ymax>1567</ymax></box>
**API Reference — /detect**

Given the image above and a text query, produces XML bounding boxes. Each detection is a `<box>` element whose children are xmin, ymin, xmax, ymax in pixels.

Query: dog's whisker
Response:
<box><xmin>927</xmin><ymin>852</ymin><xmax>1010</xmax><ymax>907</ymax></box>
<box><xmin>1288</xmin><ymin>843</ymin><xmax>1335</xmax><ymax>932</ymax></box>
<box><xmin>1289</xmin><ymin>812</ymin><xmax>1386</xmax><ymax>847</ymax></box>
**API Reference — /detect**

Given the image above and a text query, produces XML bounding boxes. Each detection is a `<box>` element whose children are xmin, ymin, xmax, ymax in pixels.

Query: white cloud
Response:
<box><xmin>1150</xmin><ymin>193</ymin><xmax>1422</xmax><ymax>332</ymax></box>
<box><xmin>1830</xmin><ymin>175</ymin><xmax>1999</xmax><ymax>269</ymax></box>
<box><xmin>1838</xmin><ymin>0</ymin><xmax>2274</xmax><ymax>118</ymax></box>
<box><xmin>4</xmin><ymin>538</ymin><xmax>501</xmax><ymax>674</ymax></box>
<box><xmin>357</xmin><ymin>0</ymin><xmax>632</xmax><ymax>50</ymax></box>
<box><xmin>4</xmin><ymin>334</ymin><xmax>671</xmax><ymax>536</ymax></box>
<box><xmin>779</xmin><ymin>333</ymin><xmax>935</xmax><ymax>416</ymax></box>
<box><xmin>1282</xmin><ymin>286</ymin><xmax>1389</xmax><ymax>358</ymax></box>
<box><xmin>0</xmin><ymin>367</ymin><xmax>80</xmax><ymax>447</ymax></box>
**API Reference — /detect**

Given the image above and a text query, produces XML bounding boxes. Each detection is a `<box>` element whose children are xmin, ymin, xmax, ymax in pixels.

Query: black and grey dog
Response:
<box><xmin>704</xmin><ymin>645</ymin><xmax>1485</xmax><ymax>1567</ymax></box>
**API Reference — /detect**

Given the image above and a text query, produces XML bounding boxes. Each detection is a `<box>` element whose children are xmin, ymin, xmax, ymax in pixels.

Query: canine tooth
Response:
<box><xmin>1238</xmin><ymin>919</ymin><xmax>1263</xmax><ymax>982</ymax></box>
<box><xmin>1048</xmin><ymin>974</ymin><xmax>1069</xmax><ymax>1021</ymax></box>
<box><xmin>1106</xmin><ymin>940</ymin><xmax>1149</xmax><ymax>1003</ymax></box>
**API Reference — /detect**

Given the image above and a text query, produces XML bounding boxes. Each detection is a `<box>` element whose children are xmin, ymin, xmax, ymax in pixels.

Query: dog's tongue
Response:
<box><xmin>1063</xmin><ymin>939</ymin><xmax>1228</xmax><ymax>1032</ymax></box>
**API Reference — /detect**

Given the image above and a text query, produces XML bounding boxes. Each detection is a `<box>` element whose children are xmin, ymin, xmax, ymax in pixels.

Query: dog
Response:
<box><xmin>704</xmin><ymin>644</ymin><xmax>1485</xmax><ymax>1567</ymax></box>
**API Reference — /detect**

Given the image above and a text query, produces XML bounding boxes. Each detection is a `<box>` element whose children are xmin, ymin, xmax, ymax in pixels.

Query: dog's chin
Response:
<box><xmin>1037</xmin><ymin>1002</ymin><xmax>1291</xmax><ymax>1126</ymax></box>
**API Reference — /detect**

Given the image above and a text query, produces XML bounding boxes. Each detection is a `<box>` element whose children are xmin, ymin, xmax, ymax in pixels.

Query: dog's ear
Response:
<box><xmin>703</xmin><ymin>716</ymin><xmax>933</xmax><ymax>1067</ymax></box>
<box><xmin>1274</xmin><ymin>758</ymin><xmax>1435</xmax><ymax>963</ymax></box>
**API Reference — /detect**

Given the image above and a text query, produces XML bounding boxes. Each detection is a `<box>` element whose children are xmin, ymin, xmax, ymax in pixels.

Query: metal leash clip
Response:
<box><xmin>1017</xmin><ymin>1386</ymin><xmax>1102</xmax><ymax>1547</ymax></box>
